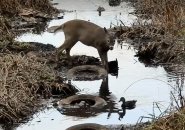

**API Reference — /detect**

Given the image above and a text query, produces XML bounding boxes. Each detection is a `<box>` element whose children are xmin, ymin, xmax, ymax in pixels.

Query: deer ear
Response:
<box><xmin>104</xmin><ymin>27</ymin><xmax>108</xmax><ymax>33</ymax></box>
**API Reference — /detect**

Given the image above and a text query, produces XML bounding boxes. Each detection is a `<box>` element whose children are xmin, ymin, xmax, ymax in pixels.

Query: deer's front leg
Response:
<box><xmin>98</xmin><ymin>49</ymin><xmax>109</xmax><ymax>72</ymax></box>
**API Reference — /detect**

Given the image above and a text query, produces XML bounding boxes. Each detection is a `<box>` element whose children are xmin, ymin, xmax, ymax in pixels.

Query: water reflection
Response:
<box><xmin>56</xmin><ymin>75</ymin><xmax>139</xmax><ymax>120</ymax></box>
<box><xmin>99</xmin><ymin>77</ymin><xmax>111</xmax><ymax>97</ymax></box>
<box><xmin>164</xmin><ymin>65</ymin><xmax>185</xmax><ymax>109</ymax></box>
<box><xmin>137</xmin><ymin>55</ymin><xmax>185</xmax><ymax>109</ymax></box>
<box><xmin>108</xmin><ymin>59</ymin><xmax>119</xmax><ymax>77</ymax></box>
<box><xmin>99</xmin><ymin>77</ymin><xmax>117</xmax><ymax>119</ymax></box>
<box><xmin>57</xmin><ymin>77</ymin><xmax>115</xmax><ymax>118</ymax></box>
<box><xmin>99</xmin><ymin>77</ymin><xmax>137</xmax><ymax>121</ymax></box>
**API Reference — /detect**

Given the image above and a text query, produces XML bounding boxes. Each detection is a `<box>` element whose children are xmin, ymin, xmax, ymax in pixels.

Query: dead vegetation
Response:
<box><xmin>134</xmin><ymin>0</ymin><xmax>185</xmax><ymax>33</ymax></box>
<box><xmin>114</xmin><ymin>1</ymin><xmax>185</xmax><ymax>129</ymax></box>
<box><xmin>0</xmin><ymin>40</ymin><xmax>100</xmax><ymax>123</ymax></box>
<box><xmin>0</xmin><ymin>51</ymin><xmax>80</xmax><ymax>123</ymax></box>
<box><xmin>0</xmin><ymin>0</ymin><xmax>62</xmax><ymax>124</ymax></box>
<box><xmin>134</xmin><ymin>0</ymin><xmax>185</xmax><ymax>63</ymax></box>
<box><xmin>0</xmin><ymin>53</ymin><xmax>55</xmax><ymax>123</ymax></box>
<box><xmin>116</xmin><ymin>0</ymin><xmax>185</xmax><ymax>64</ymax></box>
<box><xmin>0</xmin><ymin>0</ymin><xmax>59</xmax><ymax>43</ymax></box>
<box><xmin>0</xmin><ymin>0</ymin><xmax>58</xmax><ymax>16</ymax></box>
<box><xmin>135</xmin><ymin>72</ymin><xmax>185</xmax><ymax>130</ymax></box>
<box><xmin>144</xmin><ymin>108</ymin><xmax>185</xmax><ymax>130</ymax></box>
<box><xmin>0</xmin><ymin>16</ymin><xmax>15</xmax><ymax>44</ymax></box>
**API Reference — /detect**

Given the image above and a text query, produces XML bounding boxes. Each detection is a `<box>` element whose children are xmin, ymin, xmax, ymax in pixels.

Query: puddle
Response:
<box><xmin>14</xmin><ymin>0</ymin><xmax>185</xmax><ymax>130</ymax></box>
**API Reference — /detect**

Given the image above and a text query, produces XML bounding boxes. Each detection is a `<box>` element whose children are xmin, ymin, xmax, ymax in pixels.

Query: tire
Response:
<box><xmin>66</xmin><ymin>123</ymin><xmax>108</xmax><ymax>130</ymax></box>
<box><xmin>58</xmin><ymin>94</ymin><xmax>107</xmax><ymax>109</ymax></box>
<box><xmin>67</xmin><ymin>65</ymin><xmax>108</xmax><ymax>81</ymax></box>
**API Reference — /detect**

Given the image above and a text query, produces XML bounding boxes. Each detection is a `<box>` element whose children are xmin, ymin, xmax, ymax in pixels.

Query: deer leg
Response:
<box><xmin>57</xmin><ymin>38</ymin><xmax>77</xmax><ymax>61</ymax></box>
<box><xmin>65</xmin><ymin>48</ymin><xmax>72</xmax><ymax>65</ymax></box>
<box><xmin>66</xmin><ymin>39</ymin><xmax>78</xmax><ymax>64</ymax></box>
<box><xmin>98</xmin><ymin>50</ymin><xmax>109</xmax><ymax>71</ymax></box>
<box><xmin>57</xmin><ymin>43</ymin><xmax>66</xmax><ymax>61</ymax></box>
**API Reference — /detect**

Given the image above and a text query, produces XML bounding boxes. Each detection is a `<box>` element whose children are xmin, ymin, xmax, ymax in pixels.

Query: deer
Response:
<box><xmin>47</xmin><ymin>19</ymin><xmax>115</xmax><ymax>71</ymax></box>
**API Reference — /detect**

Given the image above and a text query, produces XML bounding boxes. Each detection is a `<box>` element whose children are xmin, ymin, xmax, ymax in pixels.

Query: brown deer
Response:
<box><xmin>47</xmin><ymin>19</ymin><xmax>115</xmax><ymax>71</ymax></box>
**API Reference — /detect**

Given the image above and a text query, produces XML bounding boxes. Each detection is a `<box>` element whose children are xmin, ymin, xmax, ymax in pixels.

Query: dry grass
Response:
<box><xmin>0</xmin><ymin>16</ymin><xmax>15</xmax><ymax>43</ymax></box>
<box><xmin>135</xmin><ymin>0</ymin><xmax>185</xmax><ymax>36</ymax></box>
<box><xmin>113</xmin><ymin>0</ymin><xmax>185</xmax><ymax>64</ymax></box>
<box><xmin>144</xmin><ymin>108</ymin><xmax>185</xmax><ymax>130</ymax></box>
<box><xmin>135</xmin><ymin>0</ymin><xmax>185</xmax><ymax>62</ymax></box>
<box><xmin>0</xmin><ymin>0</ymin><xmax>58</xmax><ymax>16</ymax></box>
<box><xmin>0</xmin><ymin>0</ymin><xmax>70</xmax><ymax>124</ymax></box>
<box><xmin>0</xmin><ymin>0</ymin><xmax>59</xmax><ymax>45</ymax></box>
<box><xmin>124</xmin><ymin>1</ymin><xmax>185</xmax><ymax>129</ymax></box>
<box><xmin>0</xmin><ymin>53</ymin><xmax>55</xmax><ymax>123</ymax></box>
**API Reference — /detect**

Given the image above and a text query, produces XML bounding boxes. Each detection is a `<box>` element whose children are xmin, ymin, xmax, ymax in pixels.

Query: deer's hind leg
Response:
<box><xmin>57</xmin><ymin>38</ymin><xmax>77</xmax><ymax>63</ymax></box>
<box><xmin>56</xmin><ymin>41</ymin><xmax>68</xmax><ymax>61</ymax></box>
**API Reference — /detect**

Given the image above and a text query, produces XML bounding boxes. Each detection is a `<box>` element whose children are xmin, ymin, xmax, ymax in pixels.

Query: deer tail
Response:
<box><xmin>53</xmin><ymin>24</ymin><xmax>64</xmax><ymax>34</ymax></box>
<box><xmin>47</xmin><ymin>24</ymin><xmax>64</xmax><ymax>33</ymax></box>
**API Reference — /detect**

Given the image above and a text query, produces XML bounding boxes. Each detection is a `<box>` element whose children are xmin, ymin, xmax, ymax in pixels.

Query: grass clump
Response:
<box><xmin>0</xmin><ymin>16</ymin><xmax>15</xmax><ymax>43</ymax></box>
<box><xmin>0</xmin><ymin>53</ymin><xmax>55</xmax><ymax>123</ymax></box>
<box><xmin>0</xmin><ymin>0</ymin><xmax>58</xmax><ymax>16</ymax></box>
<box><xmin>0</xmin><ymin>0</ymin><xmax>59</xmax><ymax>42</ymax></box>
<box><xmin>144</xmin><ymin>108</ymin><xmax>185</xmax><ymax>130</ymax></box>
<box><xmin>135</xmin><ymin>0</ymin><xmax>185</xmax><ymax>36</ymax></box>
<box><xmin>0</xmin><ymin>0</ymin><xmax>62</xmax><ymax>124</ymax></box>
<box><xmin>115</xmin><ymin>0</ymin><xmax>185</xmax><ymax>64</ymax></box>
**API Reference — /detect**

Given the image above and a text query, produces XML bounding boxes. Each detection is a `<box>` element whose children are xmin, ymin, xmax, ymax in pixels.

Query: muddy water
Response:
<box><xmin>16</xmin><ymin>0</ymin><xmax>184</xmax><ymax>130</ymax></box>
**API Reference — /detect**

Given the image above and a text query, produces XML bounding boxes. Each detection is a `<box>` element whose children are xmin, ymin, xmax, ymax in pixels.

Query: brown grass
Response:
<box><xmin>0</xmin><ymin>16</ymin><xmax>15</xmax><ymax>43</ymax></box>
<box><xmin>135</xmin><ymin>0</ymin><xmax>185</xmax><ymax>36</ymax></box>
<box><xmin>126</xmin><ymin>1</ymin><xmax>185</xmax><ymax>130</ymax></box>
<box><xmin>0</xmin><ymin>0</ymin><xmax>58</xmax><ymax>16</ymax></box>
<box><xmin>114</xmin><ymin>0</ymin><xmax>185</xmax><ymax>64</ymax></box>
<box><xmin>144</xmin><ymin>108</ymin><xmax>185</xmax><ymax>130</ymax></box>
<box><xmin>0</xmin><ymin>0</ymin><xmax>59</xmax><ymax>45</ymax></box>
<box><xmin>0</xmin><ymin>53</ymin><xmax>55</xmax><ymax>123</ymax></box>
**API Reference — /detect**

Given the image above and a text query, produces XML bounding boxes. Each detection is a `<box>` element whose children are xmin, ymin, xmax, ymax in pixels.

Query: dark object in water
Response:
<box><xmin>57</xmin><ymin>16</ymin><xmax>64</xmax><ymax>19</ymax></box>
<box><xmin>109</xmin><ymin>0</ymin><xmax>121</xmax><ymax>6</ymax></box>
<box><xmin>30</xmin><ymin>42</ymin><xmax>56</xmax><ymax>51</ymax></box>
<box><xmin>57</xmin><ymin>94</ymin><xmax>107</xmax><ymax>117</ymax></box>
<box><xmin>67</xmin><ymin>65</ymin><xmax>108</xmax><ymax>81</ymax></box>
<box><xmin>66</xmin><ymin>123</ymin><xmax>108</xmax><ymax>130</ymax></box>
<box><xmin>118</xmin><ymin>108</ymin><xmax>126</xmax><ymax>120</ymax></box>
<box><xmin>97</xmin><ymin>6</ymin><xmax>105</xmax><ymax>16</ymax></box>
<box><xmin>58</xmin><ymin>94</ymin><xmax>107</xmax><ymax>109</ymax></box>
<box><xmin>119</xmin><ymin>97</ymin><xmax>137</xmax><ymax>109</ymax></box>
<box><xmin>52</xmin><ymin>3</ymin><xmax>59</xmax><ymax>5</ymax></box>
<box><xmin>108</xmin><ymin>59</ymin><xmax>118</xmax><ymax>77</ymax></box>
<box><xmin>118</xmin><ymin>97</ymin><xmax>136</xmax><ymax>120</ymax></box>
<box><xmin>51</xmin><ymin>83</ymin><xmax>79</xmax><ymax>98</ymax></box>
